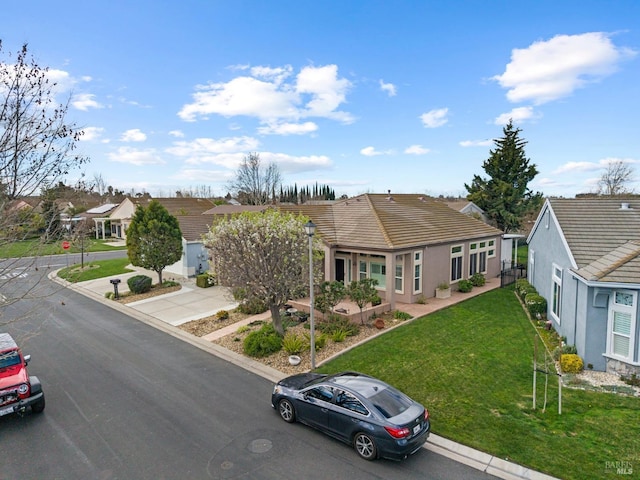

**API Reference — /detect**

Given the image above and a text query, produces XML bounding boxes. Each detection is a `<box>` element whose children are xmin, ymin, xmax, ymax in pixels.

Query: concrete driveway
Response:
<box><xmin>70</xmin><ymin>267</ymin><xmax>238</xmax><ymax>326</ymax></box>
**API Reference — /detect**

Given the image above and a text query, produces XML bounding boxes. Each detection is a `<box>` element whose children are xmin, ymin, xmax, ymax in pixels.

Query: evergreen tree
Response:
<box><xmin>126</xmin><ymin>200</ymin><xmax>183</xmax><ymax>284</ymax></box>
<box><xmin>465</xmin><ymin>120</ymin><xmax>543</xmax><ymax>232</ymax></box>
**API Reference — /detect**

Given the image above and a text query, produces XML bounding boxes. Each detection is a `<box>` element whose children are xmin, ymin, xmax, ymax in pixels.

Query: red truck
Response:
<box><xmin>0</xmin><ymin>333</ymin><xmax>45</xmax><ymax>417</ymax></box>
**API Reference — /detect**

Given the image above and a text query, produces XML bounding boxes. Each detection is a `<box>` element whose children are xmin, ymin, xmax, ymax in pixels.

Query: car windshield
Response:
<box><xmin>0</xmin><ymin>351</ymin><xmax>21</xmax><ymax>369</ymax></box>
<box><xmin>369</xmin><ymin>387</ymin><xmax>413</xmax><ymax>419</ymax></box>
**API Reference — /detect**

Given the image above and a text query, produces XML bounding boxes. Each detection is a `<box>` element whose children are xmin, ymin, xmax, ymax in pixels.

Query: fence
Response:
<box><xmin>501</xmin><ymin>261</ymin><xmax>526</xmax><ymax>287</ymax></box>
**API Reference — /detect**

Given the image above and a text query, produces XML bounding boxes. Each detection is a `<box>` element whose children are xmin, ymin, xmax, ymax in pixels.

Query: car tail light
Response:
<box><xmin>424</xmin><ymin>409</ymin><xmax>430</xmax><ymax>421</ymax></box>
<box><xmin>384</xmin><ymin>425</ymin><xmax>410</xmax><ymax>439</ymax></box>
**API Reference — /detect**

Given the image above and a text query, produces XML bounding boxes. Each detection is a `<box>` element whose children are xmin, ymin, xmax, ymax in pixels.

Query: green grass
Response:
<box><xmin>317</xmin><ymin>288</ymin><xmax>639</xmax><ymax>480</ymax></box>
<box><xmin>0</xmin><ymin>238</ymin><xmax>125</xmax><ymax>258</ymax></box>
<box><xmin>57</xmin><ymin>257</ymin><xmax>134</xmax><ymax>283</ymax></box>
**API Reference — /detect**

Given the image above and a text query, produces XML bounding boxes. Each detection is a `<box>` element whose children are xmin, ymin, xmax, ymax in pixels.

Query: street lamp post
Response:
<box><xmin>304</xmin><ymin>220</ymin><xmax>316</xmax><ymax>369</ymax></box>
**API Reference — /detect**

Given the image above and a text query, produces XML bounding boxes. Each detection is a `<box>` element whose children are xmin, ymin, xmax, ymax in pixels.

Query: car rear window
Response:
<box><xmin>369</xmin><ymin>387</ymin><xmax>412</xmax><ymax>418</ymax></box>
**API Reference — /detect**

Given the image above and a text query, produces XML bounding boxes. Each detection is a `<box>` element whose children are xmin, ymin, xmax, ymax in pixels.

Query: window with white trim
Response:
<box><xmin>607</xmin><ymin>291</ymin><xmax>636</xmax><ymax>361</ymax></box>
<box><xmin>551</xmin><ymin>265</ymin><xmax>562</xmax><ymax>322</ymax></box>
<box><xmin>395</xmin><ymin>255</ymin><xmax>403</xmax><ymax>293</ymax></box>
<box><xmin>451</xmin><ymin>245</ymin><xmax>463</xmax><ymax>282</ymax></box>
<box><xmin>369</xmin><ymin>256</ymin><xmax>386</xmax><ymax>288</ymax></box>
<box><xmin>359</xmin><ymin>260</ymin><xmax>367</xmax><ymax>280</ymax></box>
<box><xmin>469</xmin><ymin>240</ymin><xmax>493</xmax><ymax>275</ymax></box>
<box><xmin>413</xmin><ymin>251</ymin><xmax>422</xmax><ymax>294</ymax></box>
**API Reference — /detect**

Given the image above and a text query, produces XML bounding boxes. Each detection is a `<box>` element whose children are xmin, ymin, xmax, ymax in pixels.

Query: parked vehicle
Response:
<box><xmin>0</xmin><ymin>333</ymin><xmax>45</xmax><ymax>417</ymax></box>
<box><xmin>271</xmin><ymin>371</ymin><xmax>429</xmax><ymax>460</ymax></box>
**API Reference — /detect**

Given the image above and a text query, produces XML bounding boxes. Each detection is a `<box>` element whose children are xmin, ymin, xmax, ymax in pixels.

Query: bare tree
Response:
<box><xmin>598</xmin><ymin>160</ymin><xmax>635</xmax><ymax>195</ymax></box>
<box><xmin>92</xmin><ymin>173</ymin><xmax>107</xmax><ymax>197</ymax></box>
<box><xmin>228</xmin><ymin>153</ymin><xmax>282</xmax><ymax>205</ymax></box>
<box><xmin>0</xmin><ymin>42</ymin><xmax>88</xmax><ymax>328</ymax></box>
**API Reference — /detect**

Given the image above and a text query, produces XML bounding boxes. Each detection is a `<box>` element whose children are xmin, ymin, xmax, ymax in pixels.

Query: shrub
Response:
<box><xmin>196</xmin><ymin>272</ymin><xmax>216</xmax><ymax>288</ymax></box>
<box><xmin>416</xmin><ymin>294</ymin><xmax>427</xmax><ymax>304</ymax></box>
<box><xmin>243</xmin><ymin>323</ymin><xmax>282</xmax><ymax>358</ymax></box>
<box><xmin>216</xmin><ymin>310</ymin><xmax>229</xmax><ymax>321</ymax></box>
<box><xmin>282</xmin><ymin>331</ymin><xmax>307</xmax><ymax>355</ymax></box>
<box><xmin>236</xmin><ymin>325</ymin><xmax>250</xmax><ymax>334</ymax></box>
<box><xmin>553</xmin><ymin>344</ymin><xmax>577</xmax><ymax>361</ymax></box>
<box><xmin>393</xmin><ymin>310</ymin><xmax>412</xmax><ymax>321</ymax></box>
<box><xmin>515</xmin><ymin>279</ymin><xmax>536</xmax><ymax>300</ymax></box>
<box><xmin>470</xmin><ymin>273</ymin><xmax>486</xmax><ymax>287</ymax></box>
<box><xmin>525</xmin><ymin>293</ymin><xmax>547</xmax><ymax>318</ymax></box>
<box><xmin>127</xmin><ymin>275</ymin><xmax>152</xmax><ymax>294</ymax></box>
<box><xmin>330</xmin><ymin>329</ymin><xmax>348</xmax><ymax>342</ymax></box>
<box><xmin>162</xmin><ymin>280</ymin><xmax>180</xmax><ymax>287</ymax></box>
<box><xmin>371</xmin><ymin>295</ymin><xmax>382</xmax><ymax>306</ymax></box>
<box><xmin>458</xmin><ymin>279</ymin><xmax>473</xmax><ymax>293</ymax></box>
<box><xmin>317</xmin><ymin>315</ymin><xmax>360</xmax><ymax>337</ymax></box>
<box><xmin>560</xmin><ymin>354</ymin><xmax>584</xmax><ymax>374</ymax></box>
<box><xmin>105</xmin><ymin>291</ymin><xmax>114</xmax><ymax>300</ymax></box>
<box><xmin>237</xmin><ymin>297</ymin><xmax>268</xmax><ymax>315</ymax></box>
<box><xmin>305</xmin><ymin>331</ymin><xmax>327</xmax><ymax>350</ymax></box>
<box><xmin>437</xmin><ymin>282</ymin><xmax>450</xmax><ymax>290</ymax></box>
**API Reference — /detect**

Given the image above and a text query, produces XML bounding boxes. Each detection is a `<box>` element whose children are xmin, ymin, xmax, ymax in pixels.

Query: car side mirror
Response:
<box><xmin>24</xmin><ymin>354</ymin><xmax>31</xmax><ymax>365</ymax></box>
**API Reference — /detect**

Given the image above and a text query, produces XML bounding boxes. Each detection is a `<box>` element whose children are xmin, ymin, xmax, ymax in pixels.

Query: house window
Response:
<box><xmin>413</xmin><ymin>251</ymin><xmax>422</xmax><ymax>294</ymax></box>
<box><xmin>451</xmin><ymin>245</ymin><xmax>463</xmax><ymax>283</ymax></box>
<box><xmin>370</xmin><ymin>261</ymin><xmax>386</xmax><ymax>287</ymax></box>
<box><xmin>551</xmin><ymin>265</ymin><xmax>562</xmax><ymax>322</ymax></box>
<box><xmin>395</xmin><ymin>255</ymin><xmax>403</xmax><ymax>293</ymax></box>
<box><xmin>359</xmin><ymin>261</ymin><xmax>367</xmax><ymax>280</ymax></box>
<box><xmin>469</xmin><ymin>241</ymin><xmax>492</xmax><ymax>276</ymax></box>
<box><xmin>607</xmin><ymin>291</ymin><xmax>636</xmax><ymax>361</ymax></box>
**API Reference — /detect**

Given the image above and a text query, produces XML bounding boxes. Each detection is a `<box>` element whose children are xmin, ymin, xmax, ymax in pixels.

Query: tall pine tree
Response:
<box><xmin>465</xmin><ymin>120</ymin><xmax>543</xmax><ymax>233</ymax></box>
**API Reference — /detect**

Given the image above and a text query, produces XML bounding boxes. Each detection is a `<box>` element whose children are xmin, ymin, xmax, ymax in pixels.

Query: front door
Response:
<box><xmin>335</xmin><ymin>258</ymin><xmax>345</xmax><ymax>283</ymax></box>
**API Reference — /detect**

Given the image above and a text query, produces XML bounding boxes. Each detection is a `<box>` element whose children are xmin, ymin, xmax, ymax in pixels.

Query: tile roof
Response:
<box><xmin>279</xmin><ymin>193</ymin><xmax>502</xmax><ymax>250</ymax></box>
<box><xmin>131</xmin><ymin>197</ymin><xmax>215</xmax><ymax>216</ymax></box>
<box><xmin>549</xmin><ymin>198</ymin><xmax>640</xmax><ymax>283</ymax></box>
<box><xmin>175</xmin><ymin>215</ymin><xmax>217</xmax><ymax>241</ymax></box>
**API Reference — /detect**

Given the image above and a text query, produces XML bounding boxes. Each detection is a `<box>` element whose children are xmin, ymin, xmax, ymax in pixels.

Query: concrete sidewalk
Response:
<box><xmin>53</xmin><ymin>268</ymin><xmax>559</xmax><ymax>480</ymax></box>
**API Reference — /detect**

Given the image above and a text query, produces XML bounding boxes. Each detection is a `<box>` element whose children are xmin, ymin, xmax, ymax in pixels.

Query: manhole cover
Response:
<box><xmin>248</xmin><ymin>438</ymin><xmax>272</xmax><ymax>454</ymax></box>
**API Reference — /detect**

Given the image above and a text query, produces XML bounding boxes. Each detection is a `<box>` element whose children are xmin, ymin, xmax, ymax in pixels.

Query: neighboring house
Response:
<box><xmin>445</xmin><ymin>200</ymin><xmax>489</xmax><ymax>224</ymax></box>
<box><xmin>108</xmin><ymin>197</ymin><xmax>215</xmax><ymax>278</ymax></box>
<box><xmin>527</xmin><ymin>198</ymin><xmax>640</xmax><ymax>375</ymax></box>
<box><xmin>108</xmin><ymin>197</ymin><xmax>215</xmax><ymax>240</ymax></box>
<box><xmin>279</xmin><ymin>193</ymin><xmax>503</xmax><ymax>310</ymax></box>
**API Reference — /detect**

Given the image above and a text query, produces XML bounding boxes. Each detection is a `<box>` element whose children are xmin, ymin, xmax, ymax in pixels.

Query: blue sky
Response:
<box><xmin>2</xmin><ymin>1</ymin><xmax>639</xmax><ymax>199</ymax></box>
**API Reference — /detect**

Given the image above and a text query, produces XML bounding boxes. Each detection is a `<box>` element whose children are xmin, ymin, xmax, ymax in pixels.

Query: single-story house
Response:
<box><xmin>527</xmin><ymin>197</ymin><xmax>640</xmax><ymax>375</ymax></box>
<box><xmin>280</xmin><ymin>193</ymin><xmax>504</xmax><ymax>309</ymax></box>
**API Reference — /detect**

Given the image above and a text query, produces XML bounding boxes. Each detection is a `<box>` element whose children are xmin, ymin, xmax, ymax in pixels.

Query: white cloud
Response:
<box><xmin>493</xmin><ymin>32</ymin><xmax>637</xmax><ymax>105</ymax></box>
<box><xmin>360</xmin><ymin>146</ymin><xmax>384</xmax><ymax>156</ymax></box>
<box><xmin>72</xmin><ymin>93</ymin><xmax>103</xmax><ymax>111</ymax></box>
<box><xmin>379</xmin><ymin>79</ymin><xmax>397</xmax><ymax>96</ymax></box>
<box><xmin>459</xmin><ymin>139</ymin><xmax>493</xmax><ymax>147</ymax></box>
<box><xmin>166</xmin><ymin>136</ymin><xmax>260</xmax><ymax>162</ymax></box>
<box><xmin>120</xmin><ymin>128</ymin><xmax>147</xmax><ymax>142</ymax></box>
<box><xmin>258</xmin><ymin>152</ymin><xmax>332</xmax><ymax>173</ymax></box>
<box><xmin>178</xmin><ymin>63</ymin><xmax>353</xmax><ymax>128</ymax></box>
<box><xmin>404</xmin><ymin>145</ymin><xmax>430</xmax><ymax>155</ymax></box>
<box><xmin>169</xmin><ymin>130</ymin><xmax>185</xmax><ymax>138</ymax></box>
<box><xmin>494</xmin><ymin>106</ymin><xmax>540</xmax><ymax>125</ymax></box>
<box><xmin>552</xmin><ymin>157</ymin><xmax>639</xmax><ymax>175</ymax></box>
<box><xmin>80</xmin><ymin>126</ymin><xmax>105</xmax><ymax>141</ymax></box>
<box><xmin>107</xmin><ymin>147</ymin><xmax>165</xmax><ymax>166</ymax></box>
<box><xmin>420</xmin><ymin>108</ymin><xmax>448</xmax><ymax>128</ymax></box>
<box><xmin>258</xmin><ymin>121</ymin><xmax>318</xmax><ymax>135</ymax></box>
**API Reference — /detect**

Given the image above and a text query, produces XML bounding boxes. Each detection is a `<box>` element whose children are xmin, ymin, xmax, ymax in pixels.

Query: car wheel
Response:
<box><xmin>353</xmin><ymin>432</ymin><xmax>377</xmax><ymax>460</ymax></box>
<box><xmin>31</xmin><ymin>395</ymin><xmax>45</xmax><ymax>414</ymax></box>
<box><xmin>278</xmin><ymin>399</ymin><xmax>295</xmax><ymax>423</ymax></box>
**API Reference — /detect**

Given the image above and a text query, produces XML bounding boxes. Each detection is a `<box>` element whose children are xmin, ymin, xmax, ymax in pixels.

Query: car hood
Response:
<box><xmin>278</xmin><ymin>373</ymin><xmax>325</xmax><ymax>389</ymax></box>
<box><xmin>0</xmin><ymin>365</ymin><xmax>28</xmax><ymax>390</ymax></box>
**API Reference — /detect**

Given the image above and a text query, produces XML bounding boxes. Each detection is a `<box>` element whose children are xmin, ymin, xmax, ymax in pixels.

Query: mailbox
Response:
<box><xmin>110</xmin><ymin>278</ymin><xmax>121</xmax><ymax>299</ymax></box>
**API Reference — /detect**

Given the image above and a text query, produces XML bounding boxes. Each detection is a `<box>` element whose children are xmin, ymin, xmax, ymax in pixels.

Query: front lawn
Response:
<box><xmin>57</xmin><ymin>258</ymin><xmax>133</xmax><ymax>282</ymax></box>
<box><xmin>0</xmin><ymin>238</ymin><xmax>125</xmax><ymax>258</ymax></box>
<box><xmin>317</xmin><ymin>288</ymin><xmax>639</xmax><ymax>480</ymax></box>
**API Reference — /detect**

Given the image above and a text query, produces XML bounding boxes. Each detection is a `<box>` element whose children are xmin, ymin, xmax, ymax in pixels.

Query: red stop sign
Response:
<box><xmin>62</xmin><ymin>241</ymin><xmax>70</xmax><ymax>250</ymax></box>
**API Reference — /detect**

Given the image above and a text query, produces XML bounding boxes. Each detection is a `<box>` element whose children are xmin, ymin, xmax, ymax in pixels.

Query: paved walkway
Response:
<box><xmin>54</xmin><ymin>268</ymin><xmax>558</xmax><ymax>480</ymax></box>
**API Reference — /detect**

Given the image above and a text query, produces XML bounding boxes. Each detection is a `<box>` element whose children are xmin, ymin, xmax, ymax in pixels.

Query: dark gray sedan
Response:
<box><xmin>271</xmin><ymin>371</ymin><xmax>430</xmax><ymax>461</ymax></box>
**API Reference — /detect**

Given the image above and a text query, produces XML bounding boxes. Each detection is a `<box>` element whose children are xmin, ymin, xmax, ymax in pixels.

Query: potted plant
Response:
<box><xmin>436</xmin><ymin>282</ymin><xmax>451</xmax><ymax>299</ymax></box>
